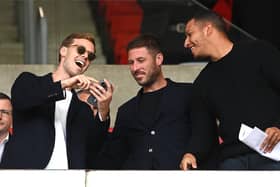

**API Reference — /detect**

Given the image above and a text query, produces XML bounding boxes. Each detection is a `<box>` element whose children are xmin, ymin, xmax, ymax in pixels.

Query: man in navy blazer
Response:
<box><xmin>0</xmin><ymin>33</ymin><xmax>113</xmax><ymax>169</ymax></box>
<box><xmin>94</xmin><ymin>34</ymin><xmax>193</xmax><ymax>169</ymax></box>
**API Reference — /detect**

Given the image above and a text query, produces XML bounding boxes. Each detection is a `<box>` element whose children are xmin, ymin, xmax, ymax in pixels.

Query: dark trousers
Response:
<box><xmin>219</xmin><ymin>153</ymin><xmax>280</xmax><ymax>170</ymax></box>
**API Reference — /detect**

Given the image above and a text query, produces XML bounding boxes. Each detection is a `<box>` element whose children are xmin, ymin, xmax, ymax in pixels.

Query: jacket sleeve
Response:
<box><xmin>186</xmin><ymin>81</ymin><xmax>219</xmax><ymax>165</ymax></box>
<box><xmin>11</xmin><ymin>72</ymin><xmax>64</xmax><ymax>110</ymax></box>
<box><xmin>91</xmin><ymin>108</ymin><xmax>128</xmax><ymax>169</ymax></box>
<box><xmin>258</xmin><ymin>41</ymin><xmax>280</xmax><ymax>128</ymax></box>
<box><xmin>260</xmin><ymin>41</ymin><xmax>280</xmax><ymax>93</ymax></box>
<box><xmin>86</xmin><ymin>107</ymin><xmax>111</xmax><ymax>169</ymax></box>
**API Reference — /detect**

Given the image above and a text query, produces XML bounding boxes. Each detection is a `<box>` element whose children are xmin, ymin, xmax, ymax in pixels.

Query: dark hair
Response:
<box><xmin>58</xmin><ymin>32</ymin><xmax>96</xmax><ymax>61</ymax></box>
<box><xmin>192</xmin><ymin>9</ymin><xmax>228</xmax><ymax>35</ymax></box>
<box><xmin>126</xmin><ymin>34</ymin><xmax>163</xmax><ymax>57</ymax></box>
<box><xmin>0</xmin><ymin>92</ymin><xmax>11</xmax><ymax>101</ymax></box>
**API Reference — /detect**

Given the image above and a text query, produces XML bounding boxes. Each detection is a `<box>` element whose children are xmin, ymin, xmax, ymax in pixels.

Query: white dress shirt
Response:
<box><xmin>45</xmin><ymin>90</ymin><xmax>72</xmax><ymax>169</ymax></box>
<box><xmin>0</xmin><ymin>134</ymin><xmax>9</xmax><ymax>163</ymax></box>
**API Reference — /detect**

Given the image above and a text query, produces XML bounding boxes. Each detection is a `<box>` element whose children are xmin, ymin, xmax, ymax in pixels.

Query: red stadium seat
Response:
<box><xmin>98</xmin><ymin>0</ymin><xmax>143</xmax><ymax>64</ymax></box>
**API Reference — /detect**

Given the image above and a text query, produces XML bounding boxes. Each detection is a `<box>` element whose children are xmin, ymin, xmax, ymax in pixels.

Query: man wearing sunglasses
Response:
<box><xmin>0</xmin><ymin>33</ymin><xmax>113</xmax><ymax>169</ymax></box>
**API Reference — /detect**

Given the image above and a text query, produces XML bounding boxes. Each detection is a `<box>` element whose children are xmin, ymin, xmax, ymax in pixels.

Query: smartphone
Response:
<box><xmin>87</xmin><ymin>80</ymin><xmax>107</xmax><ymax>107</ymax></box>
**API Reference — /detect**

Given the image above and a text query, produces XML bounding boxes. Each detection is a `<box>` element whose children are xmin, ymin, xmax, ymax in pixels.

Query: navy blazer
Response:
<box><xmin>95</xmin><ymin>79</ymin><xmax>192</xmax><ymax>170</ymax></box>
<box><xmin>0</xmin><ymin>72</ymin><xmax>109</xmax><ymax>169</ymax></box>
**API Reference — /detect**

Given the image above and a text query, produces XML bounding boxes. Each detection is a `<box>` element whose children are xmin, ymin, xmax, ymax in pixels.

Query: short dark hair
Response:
<box><xmin>126</xmin><ymin>34</ymin><xmax>163</xmax><ymax>57</ymax></box>
<box><xmin>58</xmin><ymin>32</ymin><xmax>96</xmax><ymax>61</ymax></box>
<box><xmin>192</xmin><ymin>9</ymin><xmax>228</xmax><ymax>35</ymax></box>
<box><xmin>0</xmin><ymin>92</ymin><xmax>11</xmax><ymax>101</ymax></box>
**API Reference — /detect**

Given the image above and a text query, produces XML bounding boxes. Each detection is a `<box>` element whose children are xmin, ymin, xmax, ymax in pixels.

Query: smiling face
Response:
<box><xmin>60</xmin><ymin>38</ymin><xmax>95</xmax><ymax>77</ymax></box>
<box><xmin>184</xmin><ymin>19</ymin><xmax>210</xmax><ymax>60</ymax></box>
<box><xmin>128</xmin><ymin>47</ymin><xmax>162</xmax><ymax>88</ymax></box>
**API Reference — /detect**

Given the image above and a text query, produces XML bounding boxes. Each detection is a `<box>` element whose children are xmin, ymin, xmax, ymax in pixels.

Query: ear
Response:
<box><xmin>60</xmin><ymin>46</ymin><xmax>67</xmax><ymax>58</ymax></box>
<box><xmin>155</xmin><ymin>53</ymin><xmax>164</xmax><ymax>66</ymax></box>
<box><xmin>204</xmin><ymin>23</ymin><xmax>213</xmax><ymax>36</ymax></box>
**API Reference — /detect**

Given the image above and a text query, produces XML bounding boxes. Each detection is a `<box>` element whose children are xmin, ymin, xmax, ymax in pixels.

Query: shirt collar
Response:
<box><xmin>0</xmin><ymin>133</ymin><xmax>9</xmax><ymax>144</ymax></box>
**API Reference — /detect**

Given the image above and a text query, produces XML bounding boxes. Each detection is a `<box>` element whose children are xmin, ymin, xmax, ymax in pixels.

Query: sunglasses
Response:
<box><xmin>71</xmin><ymin>45</ymin><xmax>96</xmax><ymax>61</ymax></box>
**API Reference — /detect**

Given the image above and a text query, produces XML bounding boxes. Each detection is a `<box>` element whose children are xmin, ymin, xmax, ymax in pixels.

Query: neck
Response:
<box><xmin>52</xmin><ymin>64</ymin><xmax>69</xmax><ymax>82</ymax></box>
<box><xmin>210</xmin><ymin>36</ymin><xmax>233</xmax><ymax>62</ymax></box>
<box><xmin>143</xmin><ymin>75</ymin><xmax>167</xmax><ymax>93</ymax></box>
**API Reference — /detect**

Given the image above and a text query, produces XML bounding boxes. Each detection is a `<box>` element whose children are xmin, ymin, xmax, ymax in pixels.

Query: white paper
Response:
<box><xmin>239</xmin><ymin>123</ymin><xmax>280</xmax><ymax>161</ymax></box>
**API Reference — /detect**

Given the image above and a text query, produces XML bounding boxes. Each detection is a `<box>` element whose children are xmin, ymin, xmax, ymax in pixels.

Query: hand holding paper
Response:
<box><xmin>239</xmin><ymin>123</ymin><xmax>280</xmax><ymax>161</ymax></box>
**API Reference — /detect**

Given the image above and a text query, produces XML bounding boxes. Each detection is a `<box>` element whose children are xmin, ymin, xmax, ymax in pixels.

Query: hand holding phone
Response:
<box><xmin>87</xmin><ymin>80</ymin><xmax>107</xmax><ymax>107</ymax></box>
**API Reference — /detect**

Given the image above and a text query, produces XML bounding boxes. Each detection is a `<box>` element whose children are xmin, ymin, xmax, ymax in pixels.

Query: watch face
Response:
<box><xmin>87</xmin><ymin>94</ymin><xmax>97</xmax><ymax>107</ymax></box>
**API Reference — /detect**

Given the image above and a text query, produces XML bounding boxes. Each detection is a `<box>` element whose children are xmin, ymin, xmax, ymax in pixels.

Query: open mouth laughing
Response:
<box><xmin>75</xmin><ymin>60</ymin><xmax>85</xmax><ymax>68</ymax></box>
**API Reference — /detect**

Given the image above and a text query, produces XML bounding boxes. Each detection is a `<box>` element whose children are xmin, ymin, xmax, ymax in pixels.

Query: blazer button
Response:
<box><xmin>150</xmin><ymin>130</ymin><xmax>155</xmax><ymax>135</ymax></box>
<box><xmin>148</xmin><ymin>148</ymin><xmax>153</xmax><ymax>153</ymax></box>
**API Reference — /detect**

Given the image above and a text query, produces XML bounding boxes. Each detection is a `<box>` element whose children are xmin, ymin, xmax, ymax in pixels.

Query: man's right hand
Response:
<box><xmin>61</xmin><ymin>74</ymin><xmax>97</xmax><ymax>90</ymax></box>
<box><xmin>180</xmin><ymin>153</ymin><xmax>197</xmax><ymax>170</ymax></box>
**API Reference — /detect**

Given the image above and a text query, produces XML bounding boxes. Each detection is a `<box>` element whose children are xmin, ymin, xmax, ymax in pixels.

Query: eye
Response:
<box><xmin>128</xmin><ymin>60</ymin><xmax>134</xmax><ymax>65</ymax></box>
<box><xmin>77</xmin><ymin>46</ymin><xmax>86</xmax><ymax>54</ymax></box>
<box><xmin>0</xmin><ymin>109</ymin><xmax>11</xmax><ymax>116</ymax></box>
<box><xmin>137</xmin><ymin>58</ymin><xmax>145</xmax><ymax>63</ymax></box>
<box><xmin>88</xmin><ymin>52</ymin><xmax>96</xmax><ymax>61</ymax></box>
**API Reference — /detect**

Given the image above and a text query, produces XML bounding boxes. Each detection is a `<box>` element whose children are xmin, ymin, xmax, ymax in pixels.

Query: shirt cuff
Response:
<box><xmin>98</xmin><ymin>112</ymin><xmax>109</xmax><ymax>122</ymax></box>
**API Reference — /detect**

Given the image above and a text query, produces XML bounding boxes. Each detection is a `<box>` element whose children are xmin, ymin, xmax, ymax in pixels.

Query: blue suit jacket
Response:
<box><xmin>95</xmin><ymin>79</ymin><xmax>193</xmax><ymax>169</ymax></box>
<box><xmin>0</xmin><ymin>72</ymin><xmax>109</xmax><ymax>169</ymax></box>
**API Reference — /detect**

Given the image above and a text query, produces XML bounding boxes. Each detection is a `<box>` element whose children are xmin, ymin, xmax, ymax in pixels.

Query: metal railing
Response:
<box><xmin>36</xmin><ymin>6</ymin><xmax>48</xmax><ymax>64</ymax></box>
<box><xmin>17</xmin><ymin>0</ymin><xmax>48</xmax><ymax>64</ymax></box>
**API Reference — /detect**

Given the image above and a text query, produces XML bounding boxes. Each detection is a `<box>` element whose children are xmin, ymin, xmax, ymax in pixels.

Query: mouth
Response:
<box><xmin>189</xmin><ymin>46</ymin><xmax>194</xmax><ymax>51</ymax></box>
<box><xmin>188</xmin><ymin>46</ymin><xmax>196</xmax><ymax>55</ymax></box>
<box><xmin>134</xmin><ymin>72</ymin><xmax>145</xmax><ymax>79</ymax></box>
<box><xmin>75</xmin><ymin>60</ymin><xmax>85</xmax><ymax>68</ymax></box>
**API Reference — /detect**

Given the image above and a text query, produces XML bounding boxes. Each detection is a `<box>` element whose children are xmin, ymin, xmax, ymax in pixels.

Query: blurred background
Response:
<box><xmin>1</xmin><ymin>0</ymin><xmax>280</xmax><ymax>128</ymax></box>
<box><xmin>3</xmin><ymin>0</ymin><xmax>278</xmax><ymax>66</ymax></box>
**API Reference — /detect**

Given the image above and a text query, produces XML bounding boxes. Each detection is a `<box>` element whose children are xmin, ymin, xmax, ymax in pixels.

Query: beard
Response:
<box><xmin>135</xmin><ymin>67</ymin><xmax>160</xmax><ymax>88</ymax></box>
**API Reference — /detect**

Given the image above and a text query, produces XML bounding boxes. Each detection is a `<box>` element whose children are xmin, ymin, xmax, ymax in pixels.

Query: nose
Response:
<box><xmin>81</xmin><ymin>52</ymin><xmax>92</xmax><ymax>63</ymax></box>
<box><xmin>184</xmin><ymin>37</ymin><xmax>190</xmax><ymax>48</ymax></box>
<box><xmin>130</xmin><ymin>62</ymin><xmax>138</xmax><ymax>73</ymax></box>
<box><xmin>81</xmin><ymin>51</ymin><xmax>87</xmax><ymax>58</ymax></box>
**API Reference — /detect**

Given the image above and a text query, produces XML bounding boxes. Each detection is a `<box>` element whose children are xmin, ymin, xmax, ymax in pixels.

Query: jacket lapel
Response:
<box><xmin>65</xmin><ymin>90</ymin><xmax>77</xmax><ymax>136</ymax></box>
